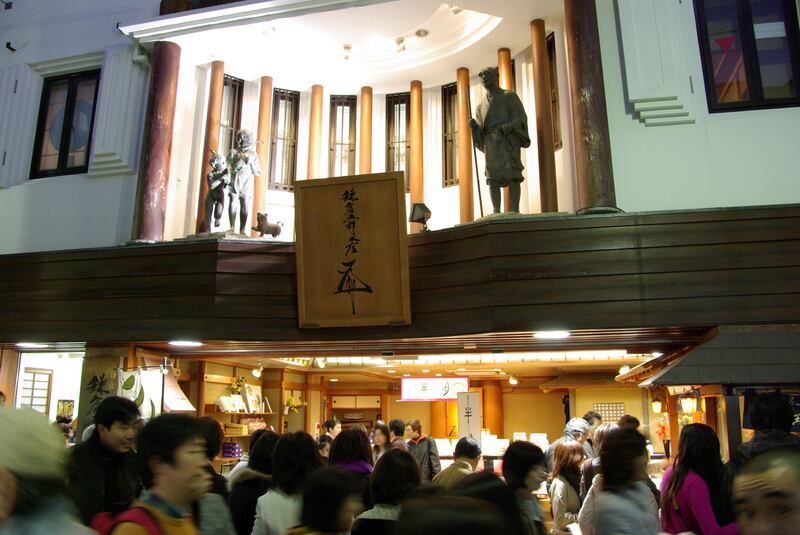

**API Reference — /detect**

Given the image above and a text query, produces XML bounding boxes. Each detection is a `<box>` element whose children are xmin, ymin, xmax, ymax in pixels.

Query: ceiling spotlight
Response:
<box><xmin>652</xmin><ymin>352</ymin><xmax>663</xmax><ymax>358</ymax></box>
<box><xmin>457</xmin><ymin>368</ymin><xmax>466</xmax><ymax>372</ymax></box>
<box><xmin>435</xmin><ymin>373</ymin><xmax>442</xmax><ymax>377</ymax></box>
<box><xmin>395</xmin><ymin>37</ymin><xmax>405</xmax><ymax>53</ymax></box>
<box><xmin>343</xmin><ymin>43</ymin><xmax>351</xmax><ymax>61</ymax></box>
<box><xmin>415</xmin><ymin>29</ymin><xmax>429</xmax><ymax>38</ymax></box>
<box><xmin>618</xmin><ymin>365</ymin><xmax>631</xmax><ymax>375</ymax></box>
<box><xmin>160</xmin><ymin>357</ymin><xmax>170</xmax><ymax>375</ymax></box>
<box><xmin>314</xmin><ymin>357</ymin><xmax>326</xmax><ymax>369</ymax></box>
<box><xmin>533</xmin><ymin>330</ymin><xmax>571</xmax><ymax>340</ymax></box>
<box><xmin>387</xmin><ymin>370</ymin><xmax>396</xmax><ymax>374</ymax></box>
<box><xmin>422</xmin><ymin>369</ymin><xmax>430</xmax><ymax>373</ymax></box>
<box><xmin>330</xmin><ymin>378</ymin><xmax>339</xmax><ymax>382</ymax></box>
<box><xmin>509</xmin><ymin>375</ymin><xmax>519</xmax><ymax>385</ymax></box>
<box><xmin>403</xmin><ymin>373</ymin><xmax>410</xmax><ymax>377</ymax></box>
<box><xmin>252</xmin><ymin>361</ymin><xmax>263</xmax><ymax>378</ymax></box>
<box><xmin>169</xmin><ymin>340</ymin><xmax>203</xmax><ymax>347</ymax></box>
<box><xmin>16</xmin><ymin>342</ymin><xmax>49</xmax><ymax>349</ymax></box>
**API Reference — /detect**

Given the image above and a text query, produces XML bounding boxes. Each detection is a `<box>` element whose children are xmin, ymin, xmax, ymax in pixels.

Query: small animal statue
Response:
<box><xmin>252</xmin><ymin>212</ymin><xmax>283</xmax><ymax>238</ymax></box>
<box><xmin>204</xmin><ymin>150</ymin><xmax>228</xmax><ymax>232</ymax></box>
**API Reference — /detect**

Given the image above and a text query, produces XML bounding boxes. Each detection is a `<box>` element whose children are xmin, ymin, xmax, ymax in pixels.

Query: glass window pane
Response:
<box><xmin>67</xmin><ymin>78</ymin><xmax>97</xmax><ymax>168</ymax></box>
<box><xmin>750</xmin><ymin>0</ymin><xmax>797</xmax><ymax>98</ymax></box>
<box><xmin>38</xmin><ymin>81</ymin><xmax>69</xmax><ymax>171</ymax></box>
<box><xmin>703</xmin><ymin>0</ymin><xmax>750</xmax><ymax>103</ymax></box>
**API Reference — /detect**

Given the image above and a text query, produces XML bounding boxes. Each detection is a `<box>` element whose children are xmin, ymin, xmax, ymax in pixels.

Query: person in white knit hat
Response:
<box><xmin>0</xmin><ymin>406</ymin><xmax>95</xmax><ymax>534</ymax></box>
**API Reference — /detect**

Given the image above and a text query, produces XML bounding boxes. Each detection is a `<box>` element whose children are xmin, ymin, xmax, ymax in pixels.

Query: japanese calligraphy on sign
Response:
<box><xmin>335</xmin><ymin>188</ymin><xmax>373</xmax><ymax>314</ymax></box>
<box><xmin>294</xmin><ymin>172</ymin><xmax>411</xmax><ymax>328</ymax></box>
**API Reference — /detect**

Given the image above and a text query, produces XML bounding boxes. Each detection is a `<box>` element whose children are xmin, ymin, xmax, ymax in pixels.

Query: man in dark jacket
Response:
<box><xmin>406</xmin><ymin>418</ymin><xmax>440</xmax><ymax>483</ymax></box>
<box><xmin>68</xmin><ymin>396</ymin><xmax>141</xmax><ymax>524</ymax></box>
<box><xmin>730</xmin><ymin>392</ymin><xmax>800</xmax><ymax>473</ymax></box>
<box><xmin>388</xmin><ymin>418</ymin><xmax>409</xmax><ymax>452</ymax></box>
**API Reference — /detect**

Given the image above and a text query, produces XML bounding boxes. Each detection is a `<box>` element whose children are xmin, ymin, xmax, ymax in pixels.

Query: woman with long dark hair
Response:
<box><xmin>372</xmin><ymin>424</ymin><xmax>390</xmax><ymax>463</ymax></box>
<box><xmin>548</xmin><ymin>440</ymin><xmax>584</xmax><ymax>534</ymax></box>
<box><xmin>660</xmin><ymin>423</ymin><xmax>737</xmax><ymax>534</ymax></box>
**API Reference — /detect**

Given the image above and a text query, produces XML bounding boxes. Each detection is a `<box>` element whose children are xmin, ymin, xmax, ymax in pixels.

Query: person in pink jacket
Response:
<box><xmin>660</xmin><ymin>423</ymin><xmax>738</xmax><ymax>534</ymax></box>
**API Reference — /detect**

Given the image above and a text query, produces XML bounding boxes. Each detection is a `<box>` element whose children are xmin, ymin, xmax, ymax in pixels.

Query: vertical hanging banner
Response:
<box><xmin>458</xmin><ymin>391</ymin><xmax>482</xmax><ymax>441</ymax></box>
<box><xmin>295</xmin><ymin>172</ymin><xmax>411</xmax><ymax>327</ymax></box>
<box><xmin>118</xmin><ymin>370</ymin><xmax>162</xmax><ymax>419</ymax></box>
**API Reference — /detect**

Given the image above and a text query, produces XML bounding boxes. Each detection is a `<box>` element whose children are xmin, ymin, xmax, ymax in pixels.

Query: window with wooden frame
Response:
<box><xmin>386</xmin><ymin>92</ymin><xmax>410</xmax><ymax>192</ymax></box>
<box><xmin>441</xmin><ymin>82</ymin><xmax>459</xmax><ymax>188</ymax></box>
<box><xmin>218</xmin><ymin>75</ymin><xmax>244</xmax><ymax>156</ymax></box>
<box><xmin>269</xmin><ymin>88</ymin><xmax>300</xmax><ymax>190</ymax></box>
<box><xmin>547</xmin><ymin>33</ymin><xmax>563</xmax><ymax>150</ymax></box>
<box><xmin>328</xmin><ymin>95</ymin><xmax>357</xmax><ymax>177</ymax></box>
<box><xmin>694</xmin><ymin>0</ymin><xmax>800</xmax><ymax>111</ymax></box>
<box><xmin>19</xmin><ymin>368</ymin><xmax>52</xmax><ymax>416</ymax></box>
<box><xmin>30</xmin><ymin>70</ymin><xmax>100</xmax><ymax>179</ymax></box>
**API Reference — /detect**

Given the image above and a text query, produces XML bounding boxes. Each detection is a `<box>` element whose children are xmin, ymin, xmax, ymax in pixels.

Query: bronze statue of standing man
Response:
<box><xmin>469</xmin><ymin>67</ymin><xmax>531</xmax><ymax>214</ymax></box>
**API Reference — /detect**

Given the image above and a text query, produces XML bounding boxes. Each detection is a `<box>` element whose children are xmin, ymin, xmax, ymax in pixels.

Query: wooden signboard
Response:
<box><xmin>295</xmin><ymin>171</ymin><xmax>411</xmax><ymax>328</ymax></box>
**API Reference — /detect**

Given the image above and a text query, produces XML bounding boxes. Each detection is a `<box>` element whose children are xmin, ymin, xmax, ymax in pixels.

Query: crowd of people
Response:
<box><xmin>0</xmin><ymin>392</ymin><xmax>798</xmax><ymax>534</ymax></box>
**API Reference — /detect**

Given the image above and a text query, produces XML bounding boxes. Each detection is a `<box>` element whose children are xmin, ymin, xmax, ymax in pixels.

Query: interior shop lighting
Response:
<box><xmin>618</xmin><ymin>365</ymin><xmax>631</xmax><ymax>375</ymax></box>
<box><xmin>252</xmin><ymin>361</ymin><xmax>263</xmax><ymax>378</ymax></box>
<box><xmin>314</xmin><ymin>357</ymin><xmax>327</xmax><ymax>369</ymax></box>
<box><xmin>533</xmin><ymin>330</ymin><xmax>571</xmax><ymax>339</ymax></box>
<box><xmin>508</xmin><ymin>375</ymin><xmax>519</xmax><ymax>385</ymax></box>
<box><xmin>169</xmin><ymin>340</ymin><xmax>203</xmax><ymax>347</ymax></box>
<box><xmin>159</xmin><ymin>357</ymin><xmax>170</xmax><ymax>375</ymax></box>
<box><xmin>16</xmin><ymin>342</ymin><xmax>50</xmax><ymax>349</ymax></box>
<box><xmin>330</xmin><ymin>378</ymin><xmax>339</xmax><ymax>382</ymax></box>
<box><xmin>387</xmin><ymin>370</ymin><xmax>396</xmax><ymax>374</ymax></box>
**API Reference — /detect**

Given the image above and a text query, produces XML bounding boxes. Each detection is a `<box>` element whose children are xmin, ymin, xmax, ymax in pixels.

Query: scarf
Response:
<box><xmin>336</xmin><ymin>459</ymin><xmax>373</xmax><ymax>474</ymax></box>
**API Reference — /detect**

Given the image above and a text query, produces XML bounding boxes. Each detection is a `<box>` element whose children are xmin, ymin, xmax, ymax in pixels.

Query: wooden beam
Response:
<box><xmin>133</xmin><ymin>41</ymin><xmax>182</xmax><ymax>241</ymax></box>
<box><xmin>564</xmin><ymin>0</ymin><xmax>617</xmax><ymax>213</ymax></box>
<box><xmin>197</xmin><ymin>362</ymin><xmax>207</xmax><ymax>416</ymax></box>
<box><xmin>251</xmin><ymin>75</ymin><xmax>273</xmax><ymax>236</ymax></box>
<box><xmin>307</xmin><ymin>85</ymin><xmax>324</xmax><ymax>179</ymax></box>
<box><xmin>195</xmin><ymin>60</ymin><xmax>224</xmax><ymax>233</ymax></box>
<box><xmin>359</xmin><ymin>86</ymin><xmax>373</xmax><ymax>174</ymax></box>
<box><xmin>530</xmin><ymin>20</ymin><xmax>558</xmax><ymax>212</ymax></box>
<box><xmin>457</xmin><ymin>67</ymin><xmax>474</xmax><ymax>223</ymax></box>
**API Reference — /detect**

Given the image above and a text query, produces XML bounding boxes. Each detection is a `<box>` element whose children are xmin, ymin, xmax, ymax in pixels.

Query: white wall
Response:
<box><xmin>596</xmin><ymin>0</ymin><xmax>800</xmax><ymax>211</ymax></box>
<box><xmin>0</xmin><ymin>0</ymin><xmax>159</xmax><ymax>254</ymax></box>
<box><xmin>16</xmin><ymin>352</ymin><xmax>84</xmax><ymax>423</ymax></box>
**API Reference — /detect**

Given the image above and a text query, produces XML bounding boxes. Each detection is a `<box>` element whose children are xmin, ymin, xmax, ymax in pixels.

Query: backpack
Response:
<box><xmin>90</xmin><ymin>506</ymin><xmax>161</xmax><ymax>535</ymax></box>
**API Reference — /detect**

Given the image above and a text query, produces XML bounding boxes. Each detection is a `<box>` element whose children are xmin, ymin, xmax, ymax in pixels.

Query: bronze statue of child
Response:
<box><xmin>204</xmin><ymin>151</ymin><xmax>228</xmax><ymax>232</ymax></box>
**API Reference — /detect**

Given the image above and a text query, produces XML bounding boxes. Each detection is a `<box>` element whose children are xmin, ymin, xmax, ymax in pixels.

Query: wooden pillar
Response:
<box><xmin>431</xmin><ymin>400</ymin><xmax>447</xmax><ymax>438</ymax></box>
<box><xmin>483</xmin><ymin>381</ymin><xmax>504</xmax><ymax>437</ymax></box>
<box><xmin>195</xmin><ymin>60</ymin><xmax>225</xmax><ymax>234</ymax></box>
<box><xmin>564</xmin><ymin>0</ymin><xmax>618</xmax><ymax>214</ymax></box>
<box><xmin>250</xmin><ymin>76</ymin><xmax>273</xmax><ymax>236</ymax></box>
<box><xmin>0</xmin><ymin>348</ymin><xmax>20</xmax><ymax>404</ymax></box>
<box><xmin>197</xmin><ymin>361</ymin><xmax>207</xmax><ymax>416</ymax></box>
<box><xmin>666</xmin><ymin>393</ymin><xmax>681</xmax><ymax>458</ymax></box>
<box><xmin>704</xmin><ymin>396</ymin><xmax>719</xmax><ymax>433</ymax></box>
<box><xmin>409</xmin><ymin>80</ymin><xmax>425</xmax><ymax>232</ymax></box>
<box><xmin>132</xmin><ymin>42</ymin><xmax>181</xmax><ymax>242</ymax></box>
<box><xmin>723</xmin><ymin>394</ymin><xmax>743</xmax><ymax>457</ymax></box>
<box><xmin>456</xmin><ymin>68</ymin><xmax>474</xmax><ymax>223</ymax></box>
<box><xmin>307</xmin><ymin>84</ymin><xmax>324</xmax><ymax>179</ymax></box>
<box><xmin>359</xmin><ymin>86</ymin><xmax>373</xmax><ymax>174</ymax></box>
<box><xmin>531</xmin><ymin>20</ymin><xmax>559</xmax><ymax>213</ymax></box>
<box><xmin>497</xmin><ymin>48</ymin><xmax>513</xmax><ymax>213</ymax></box>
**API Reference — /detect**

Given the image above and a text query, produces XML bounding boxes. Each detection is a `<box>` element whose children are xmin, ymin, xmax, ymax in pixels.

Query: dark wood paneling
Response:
<box><xmin>0</xmin><ymin>206</ymin><xmax>798</xmax><ymax>350</ymax></box>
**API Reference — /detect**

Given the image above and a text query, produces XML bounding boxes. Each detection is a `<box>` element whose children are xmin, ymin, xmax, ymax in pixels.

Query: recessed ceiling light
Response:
<box><xmin>402</xmin><ymin>373</ymin><xmax>410</xmax><ymax>377</ymax></box>
<box><xmin>330</xmin><ymin>378</ymin><xmax>339</xmax><ymax>382</ymax></box>
<box><xmin>395</xmin><ymin>37</ymin><xmax>405</xmax><ymax>53</ymax></box>
<box><xmin>169</xmin><ymin>340</ymin><xmax>203</xmax><ymax>347</ymax></box>
<box><xmin>533</xmin><ymin>330</ymin><xmax>571</xmax><ymax>339</ymax></box>
<box><xmin>435</xmin><ymin>373</ymin><xmax>442</xmax><ymax>377</ymax></box>
<box><xmin>387</xmin><ymin>370</ymin><xmax>396</xmax><ymax>374</ymax></box>
<box><xmin>16</xmin><ymin>342</ymin><xmax>49</xmax><ymax>349</ymax></box>
<box><xmin>457</xmin><ymin>368</ymin><xmax>466</xmax><ymax>372</ymax></box>
<box><xmin>422</xmin><ymin>369</ymin><xmax>430</xmax><ymax>373</ymax></box>
<box><xmin>415</xmin><ymin>29</ymin><xmax>429</xmax><ymax>38</ymax></box>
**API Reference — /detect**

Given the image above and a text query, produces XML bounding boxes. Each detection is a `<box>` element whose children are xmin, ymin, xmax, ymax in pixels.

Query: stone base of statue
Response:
<box><xmin>175</xmin><ymin>231</ymin><xmax>279</xmax><ymax>242</ymax></box>
<box><xmin>468</xmin><ymin>211</ymin><xmax>572</xmax><ymax>224</ymax></box>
